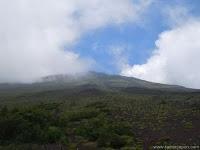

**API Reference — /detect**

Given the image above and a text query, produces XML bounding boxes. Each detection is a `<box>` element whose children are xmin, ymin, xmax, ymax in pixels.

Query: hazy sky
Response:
<box><xmin>0</xmin><ymin>0</ymin><xmax>200</xmax><ymax>88</ymax></box>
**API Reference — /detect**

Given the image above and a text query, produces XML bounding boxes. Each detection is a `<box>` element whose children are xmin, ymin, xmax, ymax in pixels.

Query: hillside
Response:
<box><xmin>0</xmin><ymin>72</ymin><xmax>195</xmax><ymax>95</ymax></box>
<box><xmin>0</xmin><ymin>72</ymin><xmax>199</xmax><ymax>150</ymax></box>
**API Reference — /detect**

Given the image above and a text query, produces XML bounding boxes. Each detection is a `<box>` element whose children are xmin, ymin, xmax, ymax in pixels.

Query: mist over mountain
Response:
<box><xmin>40</xmin><ymin>71</ymin><xmax>189</xmax><ymax>90</ymax></box>
<box><xmin>0</xmin><ymin>72</ymin><xmax>197</xmax><ymax>98</ymax></box>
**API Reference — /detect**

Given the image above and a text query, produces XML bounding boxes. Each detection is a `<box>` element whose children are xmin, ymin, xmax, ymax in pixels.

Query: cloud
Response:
<box><xmin>121</xmin><ymin>19</ymin><xmax>200</xmax><ymax>88</ymax></box>
<box><xmin>108</xmin><ymin>45</ymin><xmax>130</xmax><ymax>71</ymax></box>
<box><xmin>162</xmin><ymin>5</ymin><xmax>193</xmax><ymax>27</ymax></box>
<box><xmin>0</xmin><ymin>0</ymin><xmax>151</xmax><ymax>83</ymax></box>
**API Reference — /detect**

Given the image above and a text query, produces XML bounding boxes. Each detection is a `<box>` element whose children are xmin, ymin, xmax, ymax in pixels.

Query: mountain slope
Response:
<box><xmin>0</xmin><ymin>72</ymin><xmax>196</xmax><ymax>95</ymax></box>
<box><xmin>0</xmin><ymin>72</ymin><xmax>199</xmax><ymax>149</ymax></box>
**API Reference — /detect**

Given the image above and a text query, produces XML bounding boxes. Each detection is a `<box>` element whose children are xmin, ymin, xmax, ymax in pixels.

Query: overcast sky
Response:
<box><xmin>0</xmin><ymin>0</ymin><xmax>200</xmax><ymax>88</ymax></box>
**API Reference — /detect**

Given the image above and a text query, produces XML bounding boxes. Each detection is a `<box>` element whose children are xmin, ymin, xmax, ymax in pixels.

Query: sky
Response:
<box><xmin>0</xmin><ymin>0</ymin><xmax>200</xmax><ymax>88</ymax></box>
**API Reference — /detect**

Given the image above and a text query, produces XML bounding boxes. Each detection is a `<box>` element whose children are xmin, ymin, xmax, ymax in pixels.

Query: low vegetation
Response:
<box><xmin>0</xmin><ymin>91</ymin><xmax>199</xmax><ymax>149</ymax></box>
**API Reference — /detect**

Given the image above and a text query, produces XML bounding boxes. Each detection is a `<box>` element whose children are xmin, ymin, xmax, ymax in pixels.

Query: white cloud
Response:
<box><xmin>121</xmin><ymin>19</ymin><xmax>200</xmax><ymax>88</ymax></box>
<box><xmin>163</xmin><ymin>5</ymin><xmax>193</xmax><ymax>27</ymax></box>
<box><xmin>108</xmin><ymin>45</ymin><xmax>130</xmax><ymax>70</ymax></box>
<box><xmin>0</xmin><ymin>0</ymin><xmax>151</xmax><ymax>83</ymax></box>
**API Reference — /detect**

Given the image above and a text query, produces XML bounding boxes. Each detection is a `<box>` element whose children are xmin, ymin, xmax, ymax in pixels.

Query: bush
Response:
<box><xmin>97</xmin><ymin>129</ymin><xmax>112</xmax><ymax>147</ymax></box>
<box><xmin>110</xmin><ymin>134</ymin><xmax>126</xmax><ymax>149</ymax></box>
<box><xmin>183</xmin><ymin>122</ymin><xmax>193</xmax><ymax>129</ymax></box>
<box><xmin>45</xmin><ymin>126</ymin><xmax>63</xmax><ymax>143</ymax></box>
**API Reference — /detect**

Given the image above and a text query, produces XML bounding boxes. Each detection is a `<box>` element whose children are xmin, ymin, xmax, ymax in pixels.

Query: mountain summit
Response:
<box><xmin>39</xmin><ymin>71</ymin><xmax>190</xmax><ymax>91</ymax></box>
<box><xmin>0</xmin><ymin>72</ymin><xmax>194</xmax><ymax>96</ymax></box>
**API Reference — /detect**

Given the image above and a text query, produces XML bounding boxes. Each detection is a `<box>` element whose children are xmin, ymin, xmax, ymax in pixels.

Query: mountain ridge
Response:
<box><xmin>0</xmin><ymin>72</ymin><xmax>197</xmax><ymax>96</ymax></box>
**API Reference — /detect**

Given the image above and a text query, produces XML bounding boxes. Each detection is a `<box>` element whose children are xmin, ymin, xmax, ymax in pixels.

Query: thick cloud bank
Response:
<box><xmin>0</xmin><ymin>0</ymin><xmax>150</xmax><ymax>83</ymax></box>
<box><xmin>121</xmin><ymin>20</ymin><xmax>200</xmax><ymax>88</ymax></box>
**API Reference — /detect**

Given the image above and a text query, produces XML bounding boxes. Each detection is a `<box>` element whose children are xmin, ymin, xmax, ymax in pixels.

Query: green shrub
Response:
<box><xmin>183</xmin><ymin>122</ymin><xmax>193</xmax><ymax>129</ymax></box>
<box><xmin>45</xmin><ymin>126</ymin><xmax>63</xmax><ymax>143</ymax></box>
<box><xmin>110</xmin><ymin>134</ymin><xmax>126</xmax><ymax>149</ymax></box>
